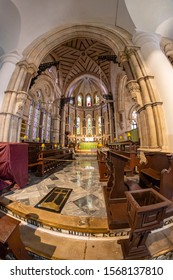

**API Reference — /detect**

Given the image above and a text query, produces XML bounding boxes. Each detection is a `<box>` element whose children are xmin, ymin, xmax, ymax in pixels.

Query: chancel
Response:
<box><xmin>0</xmin><ymin>0</ymin><xmax>173</xmax><ymax>260</ymax></box>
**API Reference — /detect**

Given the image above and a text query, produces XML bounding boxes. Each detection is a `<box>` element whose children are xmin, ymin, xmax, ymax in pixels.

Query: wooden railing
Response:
<box><xmin>36</xmin><ymin>149</ymin><xmax>73</xmax><ymax>177</ymax></box>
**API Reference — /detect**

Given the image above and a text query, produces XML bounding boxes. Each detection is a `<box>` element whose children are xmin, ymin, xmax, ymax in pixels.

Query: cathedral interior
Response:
<box><xmin>1</xmin><ymin>0</ymin><xmax>173</xmax><ymax>260</ymax></box>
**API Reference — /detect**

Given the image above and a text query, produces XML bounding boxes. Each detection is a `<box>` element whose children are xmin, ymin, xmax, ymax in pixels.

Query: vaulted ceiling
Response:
<box><xmin>45</xmin><ymin>37</ymin><xmax>118</xmax><ymax>96</ymax></box>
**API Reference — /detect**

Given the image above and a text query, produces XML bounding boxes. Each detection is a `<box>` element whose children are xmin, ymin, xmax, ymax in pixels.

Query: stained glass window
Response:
<box><xmin>98</xmin><ymin>116</ymin><xmax>102</xmax><ymax>134</ymax></box>
<box><xmin>46</xmin><ymin>113</ymin><xmax>51</xmax><ymax>141</ymax></box>
<box><xmin>32</xmin><ymin>101</ymin><xmax>41</xmax><ymax>140</ymax></box>
<box><xmin>77</xmin><ymin>95</ymin><xmax>82</xmax><ymax>106</ymax></box>
<box><xmin>86</xmin><ymin>95</ymin><xmax>91</xmax><ymax>107</ymax></box>
<box><xmin>26</xmin><ymin>100</ymin><xmax>34</xmax><ymax>140</ymax></box>
<box><xmin>70</xmin><ymin>94</ymin><xmax>74</xmax><ymax>105</ymax></box>
<box><xmin>95</xmin><ymin>94</ymin><xmax>100</xmax><ymax>104</ymax></box>
<box><xmin>87</xmin><ymin>117</ymin><xmax>92</xmax><ymax>135</ymax></box>
<box><xmin>131</xmin><ymin>110</ymin><xmax>137</xmax><ymax>129</ymax></box>
<box><xmin>77</xmin><ymin>116</ymin><xmax>80</xmax><ymax>134</ymax></box>
<box><xmin>41</xmin><ymin>111</ymin><xmax>46</xmax><ymax>141</ymax></box>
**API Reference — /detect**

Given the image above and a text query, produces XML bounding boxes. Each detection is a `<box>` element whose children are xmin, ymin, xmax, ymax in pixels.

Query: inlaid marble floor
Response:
<box><xmin>4</xmin><ymin>155</ymin><xmax>107</xmax><ymax>218</ymax></box>
<box><xmin>2</xmin><ymin>154</ymin><xmax>173</xmax><ymax>260</ymax></box>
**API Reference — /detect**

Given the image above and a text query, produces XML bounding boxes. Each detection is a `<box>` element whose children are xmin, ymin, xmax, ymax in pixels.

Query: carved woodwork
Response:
<box><xmin>118</xmin><ymin>188</ymin><xmax>171</xmax><ymax>259</ymax></box>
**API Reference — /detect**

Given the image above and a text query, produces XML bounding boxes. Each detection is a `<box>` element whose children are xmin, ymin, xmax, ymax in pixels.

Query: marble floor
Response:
<box><xmin>1</xmin><ymin>153</ymin><xmax>173</xmax><ymax>260</ymax></box>
<box><xmin>4</xmin><ymin>155</ymin><xmax>107</xmax><ymax>218</ymax></box>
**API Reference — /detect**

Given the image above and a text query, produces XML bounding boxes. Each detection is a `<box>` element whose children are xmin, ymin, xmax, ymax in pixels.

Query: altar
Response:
<box><xmin>79</xmin><ymin>141</ymin><xmax>97</xmax><ymax>150</ymax></box>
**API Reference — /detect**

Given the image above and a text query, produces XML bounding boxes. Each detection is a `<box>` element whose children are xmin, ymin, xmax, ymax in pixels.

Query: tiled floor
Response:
<box><xmin>2</xmin><ymin>153</ymin><xmax>173</xmax><ymax>260</ymax></box>
<box><xmin>4</xmin><ymin>155</ymin><xmax>107</xmax><ymax>218</ymax></box>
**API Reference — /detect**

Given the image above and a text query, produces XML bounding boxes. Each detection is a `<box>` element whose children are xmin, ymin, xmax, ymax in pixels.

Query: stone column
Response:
<box><xmin>0</xmin><ymin>50</ymin><xmax>22</xmax><ymax>111</ymax></box>
<box><xmin>0</xmin><ymin>60</ymin><xmax>37</xmax><ymax>142</ymax></box>
<box><xmin>15</xmin><ymin>91</ymin><xmax>28</xmax><ymax>141</ymax></box>
<box><xmin>65</xmin><ymin>104</ymin><xmax>70</xmax><ymax>133</ymax></box>
<box><xmin>126</xmin><ymin>47</ymin><xmax>158</xmax><ymax>150</ymax></box>
<box><xmin>133</xmin><ymin>31</ymin><xmax>171</xmax><ymax>151</ymax></box>
<box><xmin>52</xmin><ymin>101</ymin><xmax>60</xmax><ymax>144</ymax></box>
<box><xmin>60</xmin><ymin>103</ymin><xmax>66</xmax><ymax>145</ymax></box>
<box><xmin>83</xmin><ymin>110</ymin><xmax>86</xmax><ymax>136</ymax></box>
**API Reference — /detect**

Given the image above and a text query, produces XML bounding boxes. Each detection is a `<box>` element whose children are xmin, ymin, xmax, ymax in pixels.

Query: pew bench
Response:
<box><xmin>103</xmin><ymin>150</ymin><xmax>141</xmax><ymax>229</ymax></box>
<box><xmin>97</xmin><ymin>149</ymin><xmax>109</xmax><ymax>182</ymax></box>
<box><xmin>139</xmin><ymin>152</ymin><xmax>173</xmax><ymax>200</ymax></box>
<box><xmin>27</xmin><ymin>142</ymin><xmax>54</xmax><ymax>170</ymax></box>
<box><xmin>108</xmin><ymin>141</ymin><xmax>139</xmax><ymax>176</ymax></box>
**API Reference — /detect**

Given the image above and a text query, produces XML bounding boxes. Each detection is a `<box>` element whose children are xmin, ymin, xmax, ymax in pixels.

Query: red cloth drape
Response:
<box><xmin>0</xmin><ymin>142</ymin><xmax>28</xmax><ymax>188</ymax></box>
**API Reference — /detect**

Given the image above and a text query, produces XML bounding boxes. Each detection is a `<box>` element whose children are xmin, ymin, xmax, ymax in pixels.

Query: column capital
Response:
<box><xmin>118</xmin><ymin>51</ymin><xmax>128</xmax><ymax>64</ymax></box>
<box><xmin>132</xmin><ymin>30</ymin><xmax>161</xmax><ymax>48</ymax></box>
<box><xmin>125</xmin><ymin>46</ymin><xmax>140</xmax><ymax>56</ymax></box>
<box><xmin>163</xmin><ymin>41</ymin><xmax>173</xmax><ymax>58</ymax></box>
<box><xmin>0</xmin><ymin>49</ymin><xmax>22</xmax><ymax>65</ymax></box>
<box><xmin>17</xmin><ymin>60</ymin><xmax>37</xmax><ymax>75</ymax></box>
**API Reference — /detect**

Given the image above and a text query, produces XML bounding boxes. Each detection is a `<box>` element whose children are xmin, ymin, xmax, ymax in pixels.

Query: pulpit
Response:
<box><xmin>118</xmin><ymin>188</ymin><xmax>171</xmax><ymax>259</ymax></box>
<box><xmin>0</xmin><ymin>142</ymin><xmax>28</xmax><ymax>190</ymax></box>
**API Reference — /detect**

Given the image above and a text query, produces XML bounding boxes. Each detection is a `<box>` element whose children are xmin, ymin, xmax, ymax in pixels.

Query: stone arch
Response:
<box><xmin>0</xmin><ymin>23</ymin><xmax>167</xmax><ymax>151</ymax></box>
<box><xmin>22</xmin><ymin>23</ymin><xmax>132</xmax><ymax>67</ymax></box>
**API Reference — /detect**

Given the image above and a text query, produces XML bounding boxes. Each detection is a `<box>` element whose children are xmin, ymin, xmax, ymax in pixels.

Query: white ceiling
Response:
<box><xmin>0</xmin><ymin>0</ymin><xmax>173</xmax><ymax>56</ymax></box>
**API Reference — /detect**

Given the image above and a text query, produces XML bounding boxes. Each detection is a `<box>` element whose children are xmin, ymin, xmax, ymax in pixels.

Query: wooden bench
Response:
<box><xmin>139</xmin><ymin>152</ymin><xmax>173</xmax><ymax>200</ymax></box>
<box><xmin>97</xmin><ymin>150</ymin><xmax>109</xmax><ymax>182</ymax></box>
<box><xmin>36</xmin><ymin>149</ymin><xmax>73</xmax><ymax>177</ymax></box>
<box><xmin>103</xmin><ymin>150</ymin><xmax>132</xmax><ymax>229</ymax></box>
<box><xmin>108</xmin><ymin>140</ymin><xmax>139</xmax><ymax>176</ymax></box>
<box><xmin>27</xmin><ymin>142</ymin><xmax>53</xmax><ymax>170</ymax></box>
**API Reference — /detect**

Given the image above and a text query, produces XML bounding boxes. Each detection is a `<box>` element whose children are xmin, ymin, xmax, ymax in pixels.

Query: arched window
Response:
<box><xmin>77</xmin><ymin>116</ymin><xmax>80</xmax><ymax>134</ymax></box>
<box><xmin>98</xmin><ymin>116</ymin><xmax>102</xmax><ymax>134</ymax></box>
<box><xmin>77</xmin><ymin>94</ymin><xmax>82</xmax><ymax>106</ymax></box>
<box><xmin>131</xmin><ymin>110</ymin><xmax>137</xmax><ymax>129</ymax></box>
<box><xmin>70</xmin><ymin>94</ymin><xmax>74</xmax><ymax>105</ymax></box>
<box><xmin>86</xmin><ymin>95</ymin><xmax>91</xmax><ymax>107</ymax></box>
<box><xmin>87</xmin><ymin>117</ymin><xmax>92</xmax><ymax>135</ymax></box>
<box><xmin>41</xmin><ymin>110</ymin><xmax>46</xmax><ymax>142</ymax></box>
<box><xmin>46</xmin><ymin>112</ymin><xmax>51</xmax><ymax>141</ymax></box>
<box><xmin>26</xmin><ymin>100</ymin><xmax>34</xmax><ymax>140</ymax></box>
<box><xmin>95</xmin><ymin>94</ymin><xmax>100</xmax><ymax>104</ymax></box>
<box><xmin>32</xmin><ymin>101</ymin><xmax>41</xmax><ymax>140</ymax></box>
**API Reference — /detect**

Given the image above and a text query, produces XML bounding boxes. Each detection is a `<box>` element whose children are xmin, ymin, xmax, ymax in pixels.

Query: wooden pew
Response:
<box><xmin>97</xmin><ymin>150</ymin><xmax>109</xmax><ymax>182</ymax></box>
<box><xmin>103</xmin><ymin>150</ymin><xmax>131</xmax><ymax>229</ymax></box>
<box><xmin>108</xmin><ymin>140</ymin><xmax>139</xmax><ymax>176</ymax></box>
<box><xmin>27</xmin><ymin>142</ymin><xmax>53</xmax><ymax>170</ymax></box>
<box><xmin>139</xmin><ymin>152</ymin><xmax>173</xmax><ymax>200</ymax></box>
<box><xmin>36</xmin><ymin>149</ymin><xmax>73</xmax><ymax>177</ymax></box>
